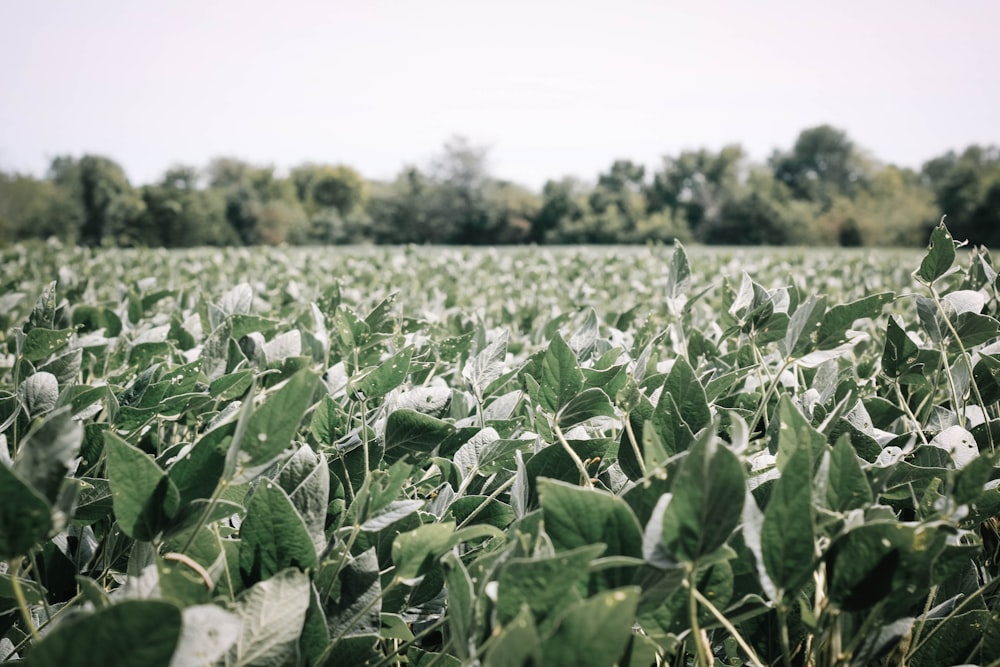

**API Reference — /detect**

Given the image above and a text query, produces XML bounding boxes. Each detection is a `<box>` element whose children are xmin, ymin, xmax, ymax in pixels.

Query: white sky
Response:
<box><xmin>2</xmin><ymin>0</ymin><xmax>998</xmax><ymax>189</ymax></box>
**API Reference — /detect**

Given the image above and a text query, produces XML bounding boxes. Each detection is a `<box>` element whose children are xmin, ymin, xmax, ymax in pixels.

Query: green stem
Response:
<box><xmin>775</xmin><ymin>595</ymin><xmax>794</xmax><ymax>667</ymax></box>
<box><xmin>930</xmin><ymin>285</ymin><xmax>996</xmax><ymax>452</ymax></box>
<box><xmin>320</xmin><ymin>580</ymin><xmax>399</xmax><ymax>663</ymax></box>
<box><xmin>690</xmin><ymin>586</ymin><xmax>764</xmax><ymax>667</ymax></box>
<box><xmin>456</xmin><ymin>476</ymin><xmax>516</xmax><ymax>530</ymax></box>
<box><xmin>686</xmin><ymin>567</ymin><xmax>711</xmax><ymax>667</ymax></box>
<box><xmin>368</xmin><ymin>616</ymin><xmax>449</xmax><ymax>667</ymax></box>
<box><xmin>749</xmin><ymin>357</ymin><xmax>793</xmax><ymax>435</ymax></box>
<box><xmin>8</xmin><ymin>558</ymin><xmax>40</xmax><ymax>644</ymax></box>
<box><xmin>552</xmin><ymin>420</ymin><xmax>593</xmax><ymax>488</ymax></box>
<box><xmin>894</xmin><ymin>381</ymin><xmax>930</xmax><ymax>447</ymax></box>
<box><xmin>623</xmin><ymin>413</ymin><xmax>646</xmax><ymax>476</ymax></box>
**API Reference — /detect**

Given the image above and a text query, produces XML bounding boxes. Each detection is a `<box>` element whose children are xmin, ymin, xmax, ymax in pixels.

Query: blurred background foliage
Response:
<box><xmin>1</xmin><ymin>125</ymin><xmax>997</xmax><ymax>248</ymax></box>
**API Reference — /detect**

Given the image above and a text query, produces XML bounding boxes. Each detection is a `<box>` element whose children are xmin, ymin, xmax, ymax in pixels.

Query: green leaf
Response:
<box><xmin>326</xmin><ymin>548</ymin><xmax>381</xmax><ymax>639</ymax></box>
<box><xmin>909</xmin><ymin>609</ymin><xmax>995</xmax><ymax>667</ymax></box>
<box><xmin>661</xmin><ymin>433</ymin><xmax>745</xmax><ymax>562</ymax></box>
<box><xmin>229</xmin><ymin>568</ymin><xmax>311</xmax><ymax>667</ymax></box>
<box><xmin>495</xmin><ymin>544</ymin><xmax>604</xmax><ymax>625</ymax></box>
<box><xmin>351</xmin><ymin>346</ymin><xmax>412</xmax><ymax>401</ymax></box>
<box><xmin>917</xmin><ymin>222</ymin><xmax>957</xmax><ymax>284</ymax></box>
<box><xmin>541</xmin><ymin>587</ymin><xmax>640</xmax><ymax>667</ymax></box>
<box><xmin>532</xmin><ymin>332</ymin><xmax>583</xmax><ymax>413</ymax></box>
<box><xmin>825</xmin><ymin>434</ymin><xmax>873</xmax><ymax>512</ymax></box>
<box><xmin>557</xmin><ymin>386</ymin><xmax>615</xmax><ymax>429</ymax></box>
<box><xmin>170</xmin><ymin>604</ymin><xmax>241</xmax><ymax>667</ymax></box>
<box><xmin>391</xmin><ymin>521</ymin><xmax>455</xmax><ymax>582</ymax></box>
<box><xmin>276</xmin><ymin>445</ymin><xmax>330</xmax><ymax>555</ymax></box>
<box><xmin>238</xmin><ymin>480</ymin><xmax>319</xmax><ymax>585</ymax></box>
<box><xmin>661</xmin><ymin>356</ymin><xmax>711</xmax><ymax>432</ymax></box>
<box><xmin>239</xmin><ymin>369</ymin><xmax>320</xmax><ymax>470</ymax></box>
<box><xmin>0</xmin><ymin>463</ymin><xmax>52</xmax><ymax>559</ymax></box>
<box><xmin>106</xmin><ymin>432</ymin><xmax>179</xmax><ymax>541</ymax></box>
<box><xmin>538</xmin><ymin>478</ymin><xmax>642</xmax><ymax>587</ymax></box>
<box><xmin>13</xmin><ymin>407</ymin><xmax>82</xmax><ymax>503</ymax></box>
<box><xmin>442</xmin><ymin>552</ymin><xmax>475</xmax><ymax>659</ymax></box>
<box><xmin>882</xmin><ymin>315</ymin><xmax>920</xmax><ymax>379</ymax></box>
<box><xmin>22</xmin><ymin>327</ymin><xmax>74</xmax><ymax>362</ymax></box>
<box><xmin>783</xmin><ymin>295</ymin><xmax>827</xmax><ymax>358</ymax></box>
<box><xmin>826</xmin><ymin>522</ymin><xmax>948</xmax><ymax>612</ymax></box>
<box><xmin>762</xmin><ymin>446</ymin><xmax>815</xmax><ymax>594</ymax></box>
<box><xmin>484</xmin><ymin>605</ymin><xmax>542</xmax><ymax>667</ymax></box>
<box><xmin>774</xmin><ymin>394</ymin><xmax>825</xmax><ymax>471</ymax></box>
<box><xmin>665</xmin><ymin>239</ymin><xmax>691</xmax><ymax>303</ymax></box>
<box><xmin>817</xmin><ymin>292</ymin><xmax>894</xmax><ymax>349</ymax></box>
<box><xmin>384</xmin><ymin>409</ymin><xmax>456</xmax><ymax>456</ymax></box>
<box><xmin>29</xmin><ymin>600</ymin><xmax>182</xmax><ymax>667</ymax></box>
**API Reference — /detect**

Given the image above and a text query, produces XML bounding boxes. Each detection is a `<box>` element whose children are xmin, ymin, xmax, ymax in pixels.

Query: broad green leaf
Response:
<box><xmin>665</xmin><ymin>239</ymin><xmax>691</xmax><ymax>302</ymax></box>
<box><xmin>661</xmin><ymin>433</ymin><xmax>745</xmax><ymax>562</ymax></box>
<box><xmin>106</xmin><ymin>432</ymin><xmax>180</xmax><ymax>541</ymax></box>
<box><xmin>762</xmin><ymin>446</ymin><xmax>815</xmax><ymax>594</ymax></box>
<box><xmin>384</xmin><ymin>409</ymin><xmax>456</xmax><ymax>456</ymax></box>
<box><xmin>239</xmin><ymin>369</ymin><xmax>320</xmax><ymax>469</ymax></box>
<box><xmin>442</xmin><ymin>552</ymin><xmax>475</xmax><ymax>660</ymax></box>
<box><xmin>166</xmin><ymin>424</ymin><xmax>230</xmax><ymax>507</ymax></box>
<box><xmin>391</xmin><ymin>521</ymin><xmax>455</xmax><ymax>581</ymax></box>
<box><xmin>0</xmin><ymin>463</ymin><xmax>52</xmax><ymax>559</ymax></box>
<box><xmin>13</xmin><ymin>407</ymin><xmax>82</xmax><ymax>503</ymax></box>
<box><xmin>538</xmin><ymin>478</ymin><xmax>642</xmax><ymax>587</ymax></box>
<box><xmin>229</xmin><ymin>568</ymin><xmax>311</xmax><ymax>667</ymax></box>
<box><xmin>532</xmin><ymin>332</ymin><xmax>583</xmax><ymax>413</ymax></box>
<box><xmin>463</xmin><ymin>329</ymin><xmax>509</xmax><ymax>399</ymax></box>
<box><xmin>917</xmin><ymin>222</ymin><xmax>957</xmax><ymax>284</ymax></box>
<box><xmin>774</xmin><ymin>394</ymin><xmax>825</xmax><ymax>471</ymax></box>
<box><xmin>22</xmin><ymin>327</ymin><xmax>73</xmax><ymax>362</ymax></box>
<box><xmin>17</xmin><ymin>371</ymin><xmax>58</xmax><ymax>418</ymax></box>
<box><xmin>826</xmin><ymin>522</ymin><xmax>948</xmax><ymax>612</ymax></box>
<box><xmin>908</xmin><ymin>609</ymin><xmax>996</xmax><ymax>667</ymax></box>
<box><xmin>495</xmin><ymin>543</ymin><xmax>604</xmax><ymax>625</ymax></box>
<box><xmin>484</xmin><ymin>605</ymin><xmax>542</xmax><ymax>667</ymax></box>
<box><xmin>783</xmin><ymin>295</ymin><xmax>827</xmax><ymax>358</ymax></box>
<box><xmin>276</xmin><ymin>445</ymin><xmax>330</xmax><ymax>555</ymax></box>
<box><xmin>350</xmin><ymin>346</ymin><xmax>412</xmax><ymax>401</ymax></box>
<box><xmin>825</xmin><ymin>434</ymin><xmax>874</xmax><ymax>512</ymax></box>
<box><xmin>882</xmin><ymin>315</ymin><xmax>920</xmax><ymax>379</ymax></box>
<box><xmin>557</xmin><ymin>386</ymin><xmax>614</xmax><ymax>428</ymax></box>
<box><xmin>541</xmin><ymin>587</ymin><xmax>640</xmax><ymax>667</ymax></box>
<box><xmin>239</xmin><ymin>480</ymin><xmax>318</xmax><ymax>584</ymax></box>
<box><xmin>29</xmin><ymin>600</ymin><xmax>182</xmax><ymax>667</ymax></box>
<box><xmin>816</xmin><ymin>292</ymin><xmax>894</xmax><ymax>349</ymax></box>
<box><xmin>326</xmin><ymin>548</ymin><xmax>381</xmax><ymax>639</ymax></box>
<box><xmin>638</xmin><ymin>559</ymin><xmax>734</xmax><ymax>635</ymax></box>
<box><xmin>661</xmin><ymin>356</ymin><xmax>711</xmax><ymax>433</ymax></box>
<box><xmin>169</xmin><ymin>604</ymin><xmax>241</xmax><ymax>667</ymax></box>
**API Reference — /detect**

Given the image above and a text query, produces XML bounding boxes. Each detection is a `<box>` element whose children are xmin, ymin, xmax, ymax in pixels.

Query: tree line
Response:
<box><xmin>1</xmin><ymin>126</ymin><xmax>998</xmax><ymax>248</ymax></box>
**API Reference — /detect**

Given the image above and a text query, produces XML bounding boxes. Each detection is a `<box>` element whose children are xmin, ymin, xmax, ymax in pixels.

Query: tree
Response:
<box><xmin>646</xmin><ymin>145</ymin><xmax>745</xmax><ymax>236</ymax></box>
<box><xmin>47</xmin><ymin>155</ymin><xmax>135</xmax><ymax>246</ymax></box>
<box><xmin>770</xmin><ymin>125</ymin><xmax>871</xmax><ymax>205</ymax></box>
<box><xmin>921</xmin><ymin>145</ymin><xmax>1000</xmax><ymax>247</ymax></box>
<box><xmin>532</xmin><ymin>177</ymin><xmax>588</xmax><ymax>243</ymax></box>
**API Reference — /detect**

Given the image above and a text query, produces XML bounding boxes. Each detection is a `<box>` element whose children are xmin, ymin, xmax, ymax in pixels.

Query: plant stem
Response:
<box><xmin>8</xmin><ymin>558</ymin><xmax>40</xmax><ymax>644</ymax></box>
<box><xmin>456</xmin><ymin>476</ymin><xmax>516</xmax><ymax>530</ymax></box>
<box><xmin>690</xmin><ymin>586</ymin><xmax>764</xmax><ymax>667</ymax></box>
<box><xmin>776</xmin><ymin>595</ymin><xmax>794</xmax><ymax>667</ymax></box>
<box><xmin>623</xmin><ymin>413</ymin><xmax>646</xmax><ymax>476</ymax></box>
<box><xmin>894</xmin><ymin>381</ymin><xmax>930</xmax><ymax>446</ymax></box>
<box><xmin>685</xmin><ymin>567</ymin><xmax>712</xmax><ymax>667</ymax></box>
<box><xmin>368</xmin><ymin>616</ymin><xmax>449</xmax><ymax>667</ymax></box>
<box><xmin>552</xmin><ymin>420</ymin><xmax>593</xmax><ymax>488</ymax></box>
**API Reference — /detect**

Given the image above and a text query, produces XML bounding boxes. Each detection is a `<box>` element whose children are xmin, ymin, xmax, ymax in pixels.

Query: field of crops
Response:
<box><xmin>2</xmin><ymin>228</ymin><xmax>1000</xmax><ymax>666</ymax></box>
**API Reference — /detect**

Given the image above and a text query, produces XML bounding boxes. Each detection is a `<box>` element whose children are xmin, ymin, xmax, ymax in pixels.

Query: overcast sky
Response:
<box><xmin>2</xmin><ymin>0</ymin><xmax>998</xmax><ymax>189</ymax></box>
